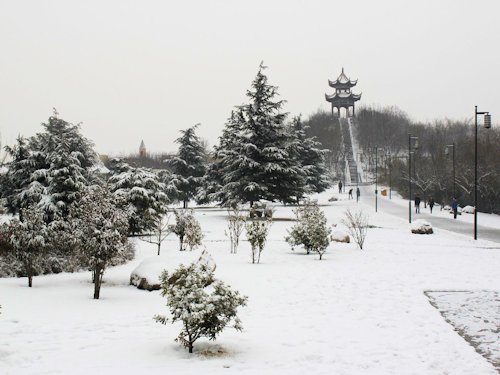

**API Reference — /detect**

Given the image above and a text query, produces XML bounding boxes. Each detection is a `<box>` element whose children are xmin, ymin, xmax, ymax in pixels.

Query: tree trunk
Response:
<box><xmin>157</xmin><ymin>242</ymin><xmax>161</xmax><ymax>256</ymax></box>
<box><xmin>94</xmin><ymin>266</ymin><xmax>102</xmax><ymax>299</ymax></box>
<box><xmin>27</xmin><ymin>259</ymin><xmax>33</xmax><ymax>287</ymax></box>
<box><xmin>183</xmin><ymin>200</ymin><xmax>187</xmax><ymax>209</ymax></box>
<box><xmin>179</xmin><ymin>235</ymin><xmax>184</xmax><ymax>251</ymax></box>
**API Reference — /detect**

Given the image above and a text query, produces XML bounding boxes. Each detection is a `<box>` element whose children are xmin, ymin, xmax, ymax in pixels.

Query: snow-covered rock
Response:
<box><xmin>130</xmin><ymin>250</ymin><xmax>215</xmax><ymax>291</ymax></box>
<box><xmin>331</xmin><ymin>229</ymin><xmax>350</xmax><ymax>243</ymax></box>
<box><xmin>443</xmin><ymin>205</ymin><xmax>452</xmax><ymax>211</ymax></box>
<box><xmin>328</xmin><ymin>196</ymin><xmax>338</xmax><ymax>202</ymax></box>
<box><xmin>410</xmin><ymin>219</ymin><xmax>433</xmax><ymax>234</ymax></box>
<box><xmin>462</xmin><ymin>205</ymin><xmax>475</xmax><ymax>214</ymax></box>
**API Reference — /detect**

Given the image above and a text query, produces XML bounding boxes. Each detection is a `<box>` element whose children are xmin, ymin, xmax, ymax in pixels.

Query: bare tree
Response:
<box><xmin>341</xmin><ymin>209</ymin><xmax>369</xmax><ymax>250</ymax></box>
<box><xmin>225</xmin><ymin>206</ymin><xmax>247</xmax><ymax>254</ymax></box>
<box><xmin>140</xmin><ymin>213</ymin><xmax>171</xmax><ymax>255</ymax></box>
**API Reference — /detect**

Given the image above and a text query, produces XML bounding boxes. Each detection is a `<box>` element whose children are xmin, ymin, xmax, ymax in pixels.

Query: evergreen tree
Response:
<box><xmin>215</xmin><ymin>63</ymin><xmax>303</xmax><ymax>206</ymax></box>
<box><xmin>169</xmin><ymin>124</ymin><xmax>206</xmax><ymax>208</ymax></box>
<box><xmin>108</xmin><ymin>160</ymin><xmax>167</xmax><ymax>235</ymax></box>
<box><xmin>288</xmin><ymin>116</ymin><xmax>330</xmax><ymax>198</ymax></box>
<box><xmin>2</xmin><ymin>136</ymin><xmax>44</xmax><ymax>219</ymax></box>
<box><xmin>70</xmin><ymin>185</ymin><xmax>129</xmax><ymax>299</ymax></box>
<box><xmin>1</xmin><ymin>113</ymin><xmax>97</xmax><ymax>222</ymax></box>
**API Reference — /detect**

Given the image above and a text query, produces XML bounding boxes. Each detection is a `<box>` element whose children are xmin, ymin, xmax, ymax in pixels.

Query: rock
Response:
<box><xmin>328</xmin><ymin>197</ymin><xmax>338</xmax><ymax>202</ymax></box>
<box><xmin>462</xmin><ymin>205</ymin><xmax>475</xmax><ymax>214</ymax></box>
<box><xmin>130</xmin><ymin>250</ymin><xmax>216</xmax><ymax>291</ymax></box>
<box><xmin>331</xmin><ymin>229</ymin><xmax>350</xmax><ymax>243</ymax></box>
<box><xmin>410</xmin><ymin>219</ymin><xmax>433</xmax><ymax>234</ymax></box>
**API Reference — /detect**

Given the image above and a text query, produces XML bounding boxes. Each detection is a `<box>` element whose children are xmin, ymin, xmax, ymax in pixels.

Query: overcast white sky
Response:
<box><xmin>0</xmin><ymin>0</ymin><xmax>498</xmax><ymax>155</ymax></box>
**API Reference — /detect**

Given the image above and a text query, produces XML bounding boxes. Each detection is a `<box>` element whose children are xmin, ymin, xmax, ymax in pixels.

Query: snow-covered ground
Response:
<box><xmin>1</xmin><ymin>188</ymin><xmax>499</xmax><ymax>375</ymax></box>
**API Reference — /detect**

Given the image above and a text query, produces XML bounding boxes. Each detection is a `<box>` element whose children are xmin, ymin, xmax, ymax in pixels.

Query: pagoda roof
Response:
<box><xmin>328</xmin><ymin>67</ymin><xmax>358</xmax><ymax>88</ymax></box>
<box><xmin>325</xmin><ymin>92</ymin><xmax>362</xmax><ymax>103</ymax></box>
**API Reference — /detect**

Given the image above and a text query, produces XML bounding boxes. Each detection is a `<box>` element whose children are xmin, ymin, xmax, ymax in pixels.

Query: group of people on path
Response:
<box><xmin>338</xmin><ymin>181</ymin><xmax>360</xmax><ymax>202</ymax></box>
<box><xmin>414</xmin><ymin>195</ymin><xmax>459</xmax><ymax>219</ymax></box>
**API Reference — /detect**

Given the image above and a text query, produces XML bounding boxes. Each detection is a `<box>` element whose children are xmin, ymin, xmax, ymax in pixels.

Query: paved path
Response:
<box><xmin>356</xmin><ymin>185</ymin><xmax>500</xmax><ymax>244</ymax></box>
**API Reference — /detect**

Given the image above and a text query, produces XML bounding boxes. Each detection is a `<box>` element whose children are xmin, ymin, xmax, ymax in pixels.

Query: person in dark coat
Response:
<box><xmin>338</xmin><ymin>181</ymin><xmax>343</xmax><ymax>193</ymax></box>
<box><xmin>356</xmin><ymin>187</ymin><xmax>360</xmax><ymax>202</ymax></box>
<box><xmin>415</xmin><ymin>194</ymin><xmax>421</xmax><ymax>213</ymax></box>
<box><xmin>428</xmin><ymin>197</ymin><xmax>435</xmax><ymax>213</ymax></box>
<box><xmin>348</xmin><ymin>188</ymin><xmax>353</xmax><ymax>199</ymax></box>
<box><xmin>451</xmin><ymin>197</ymin><xmax>459</xmax><ymax>219</ymax></box>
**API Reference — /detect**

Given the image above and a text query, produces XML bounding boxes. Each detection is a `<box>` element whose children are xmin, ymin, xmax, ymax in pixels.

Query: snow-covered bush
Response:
<box><xmin>285</xmin><ymin>200</ymin><xmax>331</xmax><ymax>260</ymax></box>
<box><xmin>154</xmin><ymin>252</ymin><xmax>247</xmax><ymax>353</ymax></box>
<box><xmin>171</xmin><ymin>210</ymin><xmax>203</xmax><ymax>251</ymax></box>
<box><xmin>246</xmin><ymin>219</ymin><xmax>271</xmax><ymax>264</ymax></box>
<box><xmin>225</xmin><ymin>206</ymin><xmax>247</xmax><ymax>254</ymax></box>
<box><xmin>341</xmin><ymin>209</ymin><xmax>369</xmax><ymax>250</ymax></box>
<box><xmin>410</xmin><ymin>219</ymin><xmax>433</xmax><ymax>234</ymax></box>
<box><xmin>71</xmin><ymin>185</ymin><xmax>129</xmax><ymax>299</ymax></box>
<box><xmin>8</xmin><ymin>205</ymin><xmax>50</xmax><ymax>287</ymax></box>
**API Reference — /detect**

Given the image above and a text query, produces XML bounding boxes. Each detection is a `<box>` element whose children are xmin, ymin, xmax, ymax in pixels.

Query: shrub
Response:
<box><xmin>246</xmin><ymin>219</ymin><xmax>271</xmax><ymax>264</ymax></box>
<box><xmin>225</xmin><ymin>206</ymin><xmax>247</xmax><ymax>254</ymax></box>
<box><xmin>154</xmin><ymin>252</ymin><xmax>247</xmax><ymax>353</ymax></box>
<box><xmin>285</xmin><ymin>200</ymin><xmax>331</xmax><ymax>260</ymax></box>
<box><xmin>341</xmin><ymin>209</ymin><xmax>369</xmax><ymax>250</ymax></box>
<box><xmin>171</xmin><ymin>209</ymin><xmax>203</xmax><ymax>251</ymax></box>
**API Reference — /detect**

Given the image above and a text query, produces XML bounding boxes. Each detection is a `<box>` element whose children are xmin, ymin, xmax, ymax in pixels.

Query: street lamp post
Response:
<box><xmin>474</xmin><ymin>106</ymin><xmax>492</xmax><ymax>240</ymax></box>
<box><xmin>408</xmin><ymin>135</ymin><xmax>419</xmax><ymax>223</ymax></box>
<box><xmin>375</xmin><ymin>147</ymin><xmax>384</xmax><ymax>212</ymax></box>
<box><xmin>445</xmin><ymin>143</ymin><xmax>456</xmax><ymax>199</ymax></box>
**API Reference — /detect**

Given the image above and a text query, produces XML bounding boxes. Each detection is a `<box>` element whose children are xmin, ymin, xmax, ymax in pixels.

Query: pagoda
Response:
<box><xmin>325</xmin><ymin>68</ymin><xmax>361</xmax><ymax>118</ymax></box>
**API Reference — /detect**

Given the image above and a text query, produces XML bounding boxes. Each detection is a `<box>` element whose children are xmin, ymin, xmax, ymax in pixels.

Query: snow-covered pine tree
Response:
<box><xmin>169</xmin><ymin>124</ymin><xmax>206</xmax><ymax>208</ymax></box>
<box><xmin>288</xmin><ymin>116</ymin><xmax>330</xmax><ymax>199</ymax></box>
<box><xmin>2</xmin><ymin>113</ymin><xmax>97</xmax><ymax>222</ymax></box>
<box><xmin>9</xmin><ymin>205</ymin><xmax>50</xmax><ymax>287</ymax></box>
<box><xmin>70</xmin><ymin>185</ymin><xmax>129</xmax><ymax>299</ymax></box>
<box><xmin>215</xmin><ymin>63</ymin><xmax>304</xmax><ymax>206</ymax></box>
<box><xmin>108</xmin><ymin>160</ymin><xmax>168</xmax><ymax>236</ymax></box>
<box><xmin>1</xmin><ymin>136</ymin><xmax>45</xmax><ymax>219</ymax></box>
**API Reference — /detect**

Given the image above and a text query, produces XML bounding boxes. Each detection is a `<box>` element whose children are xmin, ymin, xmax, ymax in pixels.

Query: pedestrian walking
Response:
<box><xmin>338</xmin><ymin>181</ymin><xmax>343</xmax><ymax>193</ymax></box>
<box><xmin>428</xmin><ymin>197</ymin><xmax>435</xmax><ymax>213</ymax></box>
<box><xmin>451</xmin><ymin>197</ymin><xmax>459</xmax><ymax>219</ymax></box>
<box><xmin>348</xmin><ymin>188</ymin><xmax>353</xmax><ymax>199</ymax></box>
<box><xmin>356</xmin><ymin>187</ymin><xmax>360</xmax><ymax>202</ymax></box>
<box><xmin>415</xmin><ymin>194</ymin><xmax>421</xmax><ymax>214</ymax></box>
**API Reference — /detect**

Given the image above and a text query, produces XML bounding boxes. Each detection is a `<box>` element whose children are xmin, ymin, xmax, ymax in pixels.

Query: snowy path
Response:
<box><xmin>354</xmin><ymin>185</ymin><xmax>500</xmax><ymax>244</ymax></box>
<box><xmin>1</xmin><ymin>189</ymin><xmax>499</xmax><ymax>374</ymax></box>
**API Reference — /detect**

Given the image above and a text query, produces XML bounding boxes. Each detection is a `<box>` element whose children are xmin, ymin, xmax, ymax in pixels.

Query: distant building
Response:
<box><xmin>139</xmin><ymin>140</ymin><xmax>146</xmax><ymax>157</ymax></box>
<box><xmin>325</xmin><ymin>68</ymin><xmax>362</xmax><ymax>118</ymax></box>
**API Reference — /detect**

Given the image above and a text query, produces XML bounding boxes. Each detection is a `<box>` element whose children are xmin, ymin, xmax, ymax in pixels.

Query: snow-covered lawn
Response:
<box><xmin>425</xmin><ymin>290</ymin><xmax>500</xmax><ymax>371</ymax></box>
<box><xmin>1</xmin><ymin>188</ymin><xmax>499</xmax><ymax>375</ymax></box>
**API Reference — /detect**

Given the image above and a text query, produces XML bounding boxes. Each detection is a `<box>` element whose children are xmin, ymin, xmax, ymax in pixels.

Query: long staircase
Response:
<box><xmin>340</xmin><ymin>117</ymin><xmax>360</xmax><ymax>185</ymax></box>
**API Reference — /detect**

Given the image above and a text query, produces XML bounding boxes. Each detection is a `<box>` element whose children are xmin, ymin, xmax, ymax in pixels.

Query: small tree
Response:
<box><xmin>285</xmin><ymin>200</ymin><xmax>331</xmax><ymax>260</ymax></box>
<box><xmin>140</xmin><ymin>213</ymin><xmax>171</xmax><ymax>256</ymax></box>
<box><xmin>72</xmin><ymin>186</ymin><xmax>129</xmax><ymax>299</ymax></box>
<box><xmin>246</xmin><ymin>219</ymin><xmax>271</xmax><ymax>264</ymax></box>
<box><xmin>341</xmin><ymin>209</ymin><xmax>369</xmax><ymax>250</ymax></box>
<box><xmin>225</xmin><ymin>206</ymin><xmax>247</xmax><ymax>254</ymax></box>
<box><xmin>172</xmin><ymin>210</ymin><xmax>202</xmax><ymax>251</ymax></box>
<box><xmin>9</xmin><ymin>206</ymin><xmax>49</xmax><ymax>287</ymax></box>
<box><xmin>154</xmin><ymin>252</ymin><xmax>247</xmax><ymax>353</ymax></box>
<box><xmin>185</xmin><ymin>214</ymin><xmax>203</xmax><ymax>251</ymax></box>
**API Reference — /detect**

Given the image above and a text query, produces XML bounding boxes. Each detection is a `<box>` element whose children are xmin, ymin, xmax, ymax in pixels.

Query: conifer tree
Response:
<box><xmin>288</xmin><ymin>116</ymin><xmax>330</xmax><ymax>199</ymax></box>
<box><xmin>215</xmin><ymin>63</ymin><xmax>303</xmax><ymax>206</ymax></box>
<box><xmin>169</xmin><ymin>124</ymin><xmax>206</xmax><ymax>208</ymax></box>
